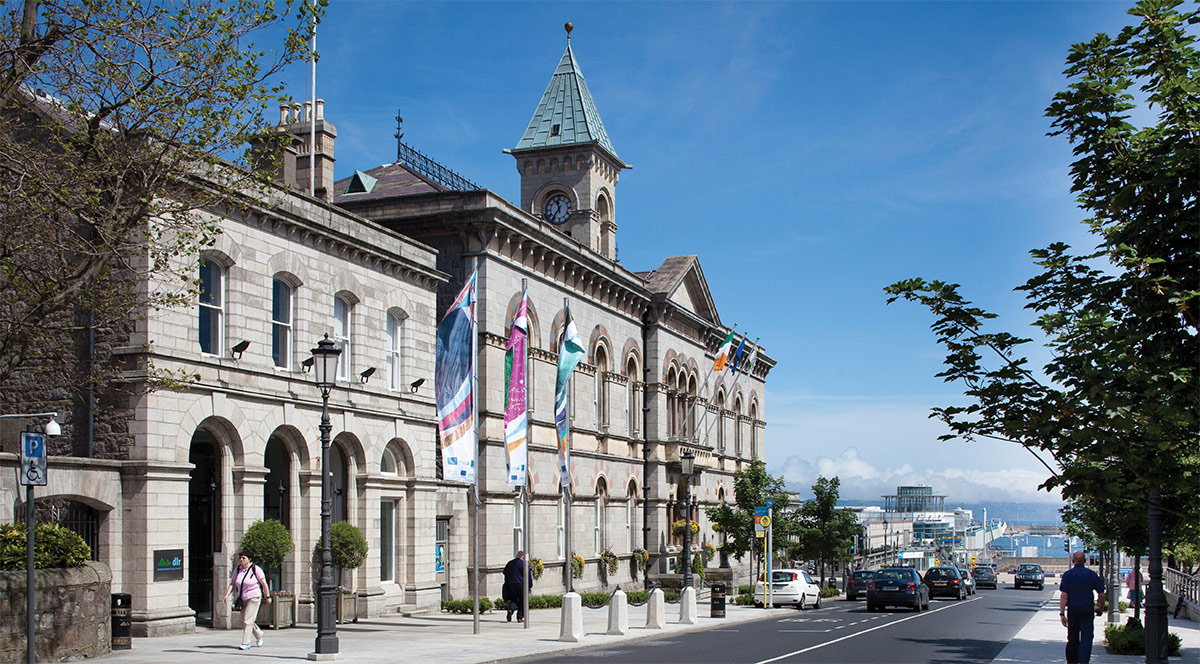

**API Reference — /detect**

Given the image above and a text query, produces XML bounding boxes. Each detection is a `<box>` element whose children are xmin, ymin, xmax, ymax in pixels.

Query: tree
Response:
<box><xmin>885</xmin><ymin>2</ymin><xmax>1198</xmax><ymax>660</ymax></box>
<box><xmin>0</xmin><ymin>0</ymin><xmax>321</xmax><ymax>391</ymax></box>
<box><xmin>706</xmin><ymin>459</ymin><xmax>799</xmax><ymax>578</ymax></box>
<box><xmin>790</xmin><ymin>476</ymin><xmax>859</xmax><ymax>586</ymax></box>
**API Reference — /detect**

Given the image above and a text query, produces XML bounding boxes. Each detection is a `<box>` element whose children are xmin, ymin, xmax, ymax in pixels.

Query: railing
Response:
<box><xmin>396</xmin><ymin>141</ymin><xmax>480</xmax><ymax>192</ymax></box>
<box><xmin>581</xmin><ymin>587</ymin><xmax>623</xmax><ymax>610</ymax></box>
<box><xmin>1166</xmin><ymin>567</ymin><xmax>1199</xmax><ymax>607</ymax></box>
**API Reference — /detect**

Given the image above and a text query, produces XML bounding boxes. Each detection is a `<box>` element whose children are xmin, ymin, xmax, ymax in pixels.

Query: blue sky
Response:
<box><xmin>272</xmin><ymin>1</ymin><xmax>1140</xmax><ymax>506</ymax></box>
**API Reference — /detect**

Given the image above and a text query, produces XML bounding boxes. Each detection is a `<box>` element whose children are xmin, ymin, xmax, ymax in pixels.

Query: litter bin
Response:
<box><xmin>710</xmin><ymin>582</ymin><xmax>726</xmax><ymax>618</ymax></box>
<box><xmin>111</xmin><ymin>593</ymin><xmax>131</xmax><ymax>650</ymax></box>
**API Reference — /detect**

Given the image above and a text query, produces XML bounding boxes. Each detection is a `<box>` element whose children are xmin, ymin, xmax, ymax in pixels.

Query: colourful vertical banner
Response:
<box><xmin>554</xmin><ymin>307</ymin><xmax>586</xmax><ymax>487</ymax></box>
<box><xmin>504</xmin><ymin>292</ymin><xmax>529</xmax><ymax>486</ymax></box>
<box><xmin>435</xmin><ymin>272</ymin><xmax>478</xmax><ymax>484</ymax></box>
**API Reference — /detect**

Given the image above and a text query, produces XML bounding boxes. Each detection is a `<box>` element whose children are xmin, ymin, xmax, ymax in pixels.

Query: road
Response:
<box><xmin>522</xmin><ymin>585</ymin><xmax>1057</xmax><ymax>664</ymax></box>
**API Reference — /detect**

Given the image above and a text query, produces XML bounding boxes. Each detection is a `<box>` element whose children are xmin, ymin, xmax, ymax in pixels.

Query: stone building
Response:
<box><xmin>333</xmin><ymin>34</ymin><xmax>774</xmax><ymax>599</ymax></box>
<box><xmin>0</xmin><ymin>31</ymin><xmax>773</xmax><ymax>637</ymax></box>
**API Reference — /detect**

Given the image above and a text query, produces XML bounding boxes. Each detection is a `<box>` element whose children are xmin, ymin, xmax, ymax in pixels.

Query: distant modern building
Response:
<box><xmin>884</xmin><ymin>485</ymin><xmax>945</xmax><ymax>513</ymax></box>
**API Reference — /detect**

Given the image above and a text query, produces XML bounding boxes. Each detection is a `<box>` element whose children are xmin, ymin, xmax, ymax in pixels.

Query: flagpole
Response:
<box><xmin>472</xmin><ymin>258</ymin><xmax>481</xmax><ymax>636</ymax></box>
<box><xmin>562</xmin><ymin>297</ymin><xmax>573</xmax><ymax>594</ymax></box>
<box><xmin>522</xmin><ymin>278</ymin><xmax>531</xmax><ymax>630</ymax></box>
<box><xmin>680</xmin><ymin>325</ymin><xmax>737</xmax><ymax>438</ymax></box>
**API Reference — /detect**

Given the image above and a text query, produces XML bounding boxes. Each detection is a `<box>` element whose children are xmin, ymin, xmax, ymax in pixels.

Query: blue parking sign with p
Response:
<box><xmin>20</xmin><ymin>432</ymin><xmax>47</xmax><ymax>486</ymax></box>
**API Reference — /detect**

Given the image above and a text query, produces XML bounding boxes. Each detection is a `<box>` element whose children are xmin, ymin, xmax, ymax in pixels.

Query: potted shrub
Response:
<box><xmin>240</xmin><ymin>519</ymin><xmax>295</xmax><ymax>629</ymax></box>
<box><xmin>313</xmin><ymin>521</ymin><xmax>368</xmax><ymax>623</ymax></box>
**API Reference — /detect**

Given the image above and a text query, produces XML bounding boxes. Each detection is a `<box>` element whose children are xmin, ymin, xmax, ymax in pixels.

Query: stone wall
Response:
<box><xmin>0</xmin><ymin>562</ymin><xmax>111</xmax><ymax>663</ymax></box>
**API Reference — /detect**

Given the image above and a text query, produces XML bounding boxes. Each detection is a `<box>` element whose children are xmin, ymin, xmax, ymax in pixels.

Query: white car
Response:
<box><xmin>754</xmin><ymin>569</ymin><xmax>823</xmax><ymax>609</ymax></box>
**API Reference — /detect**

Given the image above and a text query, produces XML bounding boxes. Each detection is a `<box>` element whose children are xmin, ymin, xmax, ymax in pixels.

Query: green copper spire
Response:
<box><xmin>513</xmin><ymin>34</ymin><xmax>621</xmax><ymax>163</ymax></box>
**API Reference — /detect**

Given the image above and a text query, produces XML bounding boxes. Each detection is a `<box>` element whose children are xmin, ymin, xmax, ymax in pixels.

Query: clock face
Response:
<box><xmin>543</xmin><ymin>194</ymin><xmax>572</xmax><ymax>224</ymax></box>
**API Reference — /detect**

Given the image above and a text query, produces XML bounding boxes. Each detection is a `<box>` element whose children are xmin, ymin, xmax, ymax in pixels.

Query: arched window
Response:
<box><xmin>594</xmin><ymin>345</ymin><xmax>609</xmax><ymax>430</ymax></box>
<box><xmin>271</xmin><ymin>278</ymin><xmax>293</xmax><ymax>368</ymax></box>
<box><xmin>734</xmin><ymin>395</ymin><xmax>744</xmax><ymax>457</ymax></box>
<box><xmin>626</xmin><ymin>482</ymin><xmax>637</xmax><ymax>552</ymax></box>
<box><xmin>684</xmin><ymin>372</ymin><xmax>697</xmax><ymax>440</ymax></box>
<box><xmin>749</xmin><ymin>402</ymin><xmax>760</xmax><ymax>459</ymax></box>
<box><xmin>386</xmin><ymin>311</ymin><xmax>405</xmax><ymax>391</ymax></box>
<box><xmin>334</xmin><ymin>295</ymin><xmax>354</xmax><ymax>382</ymax></box>
<box><xmin>594</xmin><ymin>478</ymin><xmax>608</xmax><ymax>554</ymax></box>
<box><xmin>666</xmin><ymin>367</ymin><xmax>678</xmax><ymax>437</ymax></box>
<box><xmin>380</xmin><ymin>448</ymin><xmax>398</xmax><ymax>474</ymax></box>
<box><xmin>626</xmin><ymin>355</ymin><xmax>639</xmax><ymax>436</ymax></box>
<box><xmin>198</xmin><ymin>259</ymin><xmax>225</xmax><ymax>355</ymax></box>
<box><xmin>716</xmin><ymin>389</ymin><xmax>727</xmax><ymax>453</ymax></box>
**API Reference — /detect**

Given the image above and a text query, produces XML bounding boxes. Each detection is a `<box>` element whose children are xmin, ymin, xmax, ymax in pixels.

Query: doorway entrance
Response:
<box><xmin>188</xmin><ymin>431</ymin><xmax>220</xmax><ymax>626</ymax></box>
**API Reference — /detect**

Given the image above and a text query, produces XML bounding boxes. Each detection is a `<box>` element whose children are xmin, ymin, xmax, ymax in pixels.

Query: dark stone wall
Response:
<box><xmin>0</xmin><ymin>300</ymin><xmax>136</xmax><ymax>460</ymax></box>
<box><xmin>0</xmin><ymin>562</ymin><xmax>112</xmax><ymax>663</ymax></box>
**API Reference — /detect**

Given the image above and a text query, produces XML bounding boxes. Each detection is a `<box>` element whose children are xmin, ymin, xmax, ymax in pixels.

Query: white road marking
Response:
<box><xmin>754</xmin><ymin>597</ymin><xmax>982</xmax><ymax>664</ymax></box>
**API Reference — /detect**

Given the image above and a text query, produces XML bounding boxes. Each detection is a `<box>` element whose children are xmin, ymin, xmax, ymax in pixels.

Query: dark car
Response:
<box><xmin>867</xmin><ymin>567</ymin><xmax>929</xmax><ymax>612</ymax></box>
<box><xmin>1014</xmin><ymin>563</ymin><xmax>1045</xmax><ymax>590</ymax></box>
<box><xmin>924</xmin><ymin>566</ymin><xmax>967</xmax><ymax>600</ymax></box>
<box><xmin>846</xmin><ymin>569</ymin><xmax>877</xmax><ymax>600</ymax></box>
<box><xmin>971</xmin><ymin>565</ymin><xmax>998</xmax><ymax>589</ymax></box>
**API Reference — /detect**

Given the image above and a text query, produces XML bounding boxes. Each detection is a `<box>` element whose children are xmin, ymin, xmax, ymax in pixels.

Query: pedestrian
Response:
<box><xmin>222</xmin><ymin>551</ymin><xmax>272</xmax><ymax>651</ymax></box>
<box><xmin>1125</xmin><ymin>567</ymin><xmax>1143</xmax><ymax>607</ymax></box>
<box><xmin>1059</xmin><ymin>550</ymin><xmax>1106</xmax><ymax>664</ymax></box>
<box><xmin>502</xmin><ymin>550</ymin><xmax>532</xmax><ymax>623</ymax></box>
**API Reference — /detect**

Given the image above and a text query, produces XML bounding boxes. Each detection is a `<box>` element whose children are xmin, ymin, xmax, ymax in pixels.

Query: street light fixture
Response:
<box><xmin>310</xmin><ymin>335</ymin><xmax>341</xmax><ymax>658</ymax></box>
<box><xmin>680</xmin><ymin>448</ymin><xmax>695</xmax><ymax>589</ymax></box>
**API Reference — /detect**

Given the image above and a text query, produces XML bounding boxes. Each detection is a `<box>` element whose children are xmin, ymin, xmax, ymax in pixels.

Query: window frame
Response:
<box><xmin>198</xmin><ymin>260</ymin><xmax>225</xmax><ymax>356</ymax></box>
<box><xmin>271</xmin><ymin>278</ymin><xmax>294</xmax><ymax>369</ymax></box>
<box><xmin>334</xmin><ymin>295</ymin><xmax>353</xmax><ymax>382</ymax></box>
<box><xmin>386</xmin><ymin>312</ymin><xmax>404</xmax><ymax>391</ymax></box>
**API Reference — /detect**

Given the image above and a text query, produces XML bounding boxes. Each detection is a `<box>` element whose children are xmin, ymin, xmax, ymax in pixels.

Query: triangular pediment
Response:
<box><xmin>644</xmin><ymin>256</ymin><xmax>720</xmax><ymax>325</ymax></box>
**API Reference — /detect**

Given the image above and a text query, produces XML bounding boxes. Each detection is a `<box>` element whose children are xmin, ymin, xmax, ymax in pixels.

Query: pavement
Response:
<box><xmin>993</xmin><ymin>599</ymin><xmax>1200</xmax><ymax>664</ymax></box>
<box><xmin>98</xmin><ymin>589</ymin><xmax>1199</xmax><ymax>664</ymax></box>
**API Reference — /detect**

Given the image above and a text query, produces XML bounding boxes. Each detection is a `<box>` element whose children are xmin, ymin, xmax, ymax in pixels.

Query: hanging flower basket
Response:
<box><xmin>599</xmin><ymin>550</ymin><xmax>619</xmax><ymax>576</ymax></box>
<box><xmin>570</xmin><ymin>554</ymin><xmax>585</xmax><ymax>579</ymax></box>
<box><xmin>672</xmin><ymin>519</ymin><xmax>700</xmax><ymax>537</ymax></box>
<box><xmin>632</xmin><ymin>548</ymin><xmax>649</xmax><ymax>572</ymax></box>
<box><xmin>529</xmin><ymin>557</ymin><xmax>545</xmax><ymax>581</ymax></box>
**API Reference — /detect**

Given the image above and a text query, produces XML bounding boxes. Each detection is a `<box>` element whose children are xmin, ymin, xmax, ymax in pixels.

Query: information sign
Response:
<box><xmin>19</xmin><ymin>432</ymin><xmax>47</xmax><ymax>486</ymax></box>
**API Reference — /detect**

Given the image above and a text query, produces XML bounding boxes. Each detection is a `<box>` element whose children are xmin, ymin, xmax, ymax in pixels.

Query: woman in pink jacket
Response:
<box><xmin>222</xmin><ymin>552</ymin><xmax>272</xmax><ymax>650</ymax></box>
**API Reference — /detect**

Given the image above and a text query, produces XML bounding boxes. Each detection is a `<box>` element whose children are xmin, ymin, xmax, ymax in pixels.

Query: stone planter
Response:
<box><xmin>336</xmin><ymin>592</ymin><xmax>358</xmax><ymax>624</ymax></box>
<box><xmin>257</xmin><ymin>595</ymin><xmax>296</xmax><ymax>629</ymax></box>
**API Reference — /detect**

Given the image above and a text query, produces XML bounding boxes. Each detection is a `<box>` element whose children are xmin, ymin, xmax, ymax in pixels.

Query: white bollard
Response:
<box><xmin>678</xmin><ymin>586</ymin><xmax>697</xmax><ymax>625</ymax></box>
<box><xmin>559</xmin><ymin>592</ymin><xmax>583</xmax><ymax>642</ymax></box>
<box><xmin>607</xmin><ymin>589</ymin><xmax>628</xmax><ymax>635</ymax></box>
<box><xmin>646</xmin><ymin>588</ymin><xmax>665</xmax><ymax>629</ymax></box>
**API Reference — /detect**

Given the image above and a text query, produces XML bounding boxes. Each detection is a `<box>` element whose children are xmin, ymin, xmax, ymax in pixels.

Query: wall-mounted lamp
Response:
<box><xmin>359</xmin><ymin>367</ymin><xmax>376</xmax><ymax>384</ymax></box>
<box><xmin>43</xmin><ymin>415</ymin><xmax>61</xmax><ymax>437</ymax></box>
<box><xmin>301</xmin><ymin>357</ymin><xmax>314</xmax><ymax>374</ymax></box>
<box><xmin>409</xmin><ymin>377</ymin><xmax>425</xmax><ymax>394</ymax></box>
<box><xmin>231</xmin><ymin>339</ymin><xmax>250</xmax><ymax>360</ymax></box>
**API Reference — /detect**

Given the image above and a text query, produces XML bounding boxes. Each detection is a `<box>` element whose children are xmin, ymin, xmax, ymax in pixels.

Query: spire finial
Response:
<box><xmin>565</xmin><ymin>21</ymin><xmax>573</xmax><ymax>41</ymax></box>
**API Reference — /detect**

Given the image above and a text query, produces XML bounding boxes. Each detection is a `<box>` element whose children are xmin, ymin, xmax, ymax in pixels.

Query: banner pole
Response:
<box><xmin>472</xmin><ymin>257</ymin><xmax>480</xmax><ymax>635</ymax></box>
<box><xmin>521</xmin><ymin>278</ymin><xmax>531</xmax><ymax>629</ymax></box>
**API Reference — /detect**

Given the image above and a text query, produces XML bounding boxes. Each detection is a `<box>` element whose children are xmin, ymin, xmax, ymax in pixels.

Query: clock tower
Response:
<box><xmin>508</xmin><ymin>23</ymin><xmax>629</xmax><ymax>260</ymax></box>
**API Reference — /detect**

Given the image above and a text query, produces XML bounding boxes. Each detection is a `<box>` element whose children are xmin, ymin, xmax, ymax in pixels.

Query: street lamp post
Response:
<box><xmin>680</xmin><ymin>449</ymin><xmax>695</xmax><ymax>589</ymax></box>
<box><xmin>310</xmin><ymin>335</ymin><xmax>341</xmax><ymax>658</ymax></box>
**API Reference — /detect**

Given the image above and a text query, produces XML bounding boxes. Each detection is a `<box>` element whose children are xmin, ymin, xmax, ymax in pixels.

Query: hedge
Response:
<box><xmin>0</xmin><ymin>522</ymin><xmax>91</xmax><ymax>570</ymax></box>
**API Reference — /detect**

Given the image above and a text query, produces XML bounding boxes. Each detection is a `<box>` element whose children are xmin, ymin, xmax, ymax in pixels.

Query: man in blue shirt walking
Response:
<box><xmin>1059</xmin><ymin>550</ymin><xmax>1107</xmax><ymax>663</ymax></box>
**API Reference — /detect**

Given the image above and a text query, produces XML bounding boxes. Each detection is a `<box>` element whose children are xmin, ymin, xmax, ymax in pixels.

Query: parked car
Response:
<box><xmin>754</xmin><ymin>569</ymin><xmax>823</xmax><ymax>609</ymax></box>
<box><xmin>971</xmin><ymin>565</ymin><xmax>998</xmax><ymax>589</ymax></box>
<box><xmin>958</xmin><ymin>568</ymin><xmax>976</xmax><ymax>595</ymax></box>
<box><xmin>924</xmin><ymin>566</ymin><xmax>967</xmax><ymax>600</ymax></box>
<box><xmin>867</xmin><ymin>567</ymin><xmax>929</xmax><ymax>612</ymax></box>
<box><xmin>846</xmin><ymin>569</ymin><xmax>877</xmax><ymax>600</ymax></box>
<box><xmin>1014</xmin><ymin>563</ymin><xmax>1045</xmax><ymax>590</ymax></box>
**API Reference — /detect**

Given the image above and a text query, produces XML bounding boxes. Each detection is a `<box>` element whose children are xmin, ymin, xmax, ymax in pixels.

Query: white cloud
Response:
<box><xmin>776</xmin><ymin>448</ymin><xmax>1061</xmax><ymax>504</ymax></box>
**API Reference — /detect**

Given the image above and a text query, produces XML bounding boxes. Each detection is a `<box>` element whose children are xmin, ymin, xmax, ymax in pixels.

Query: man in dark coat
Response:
<box><xmin>503</xmin><ymin>550</ymin><xmax>531</xmax><ymax>622</ymax></box>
